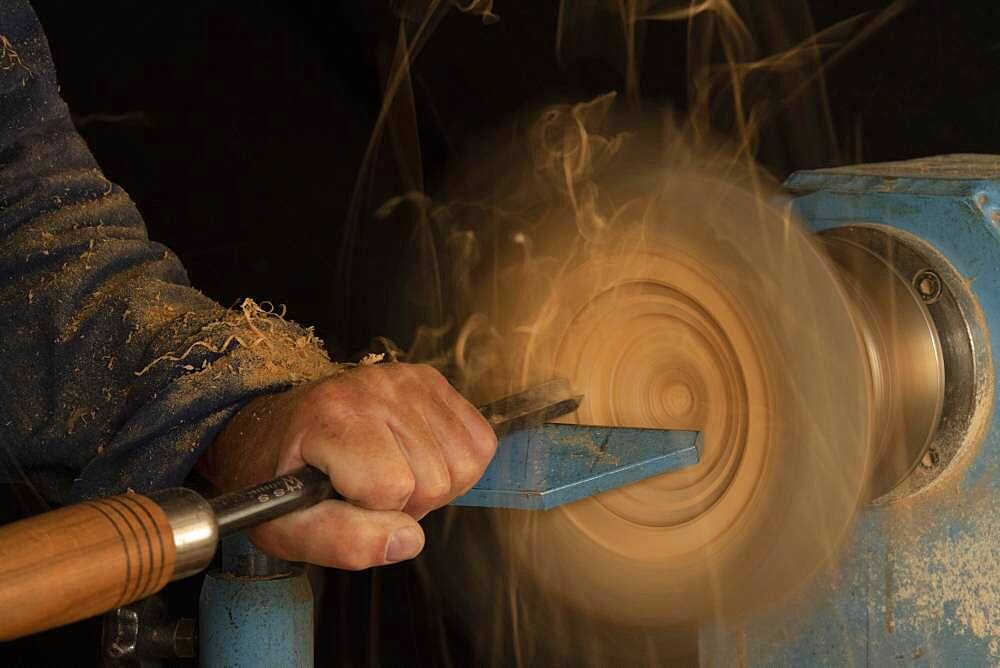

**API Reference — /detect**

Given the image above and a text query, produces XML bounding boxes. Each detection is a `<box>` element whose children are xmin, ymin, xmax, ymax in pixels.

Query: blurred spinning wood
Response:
<box><xmin>499</xmin><ymin>169</ymin><xmax>875</xmax><ymax>625</ymax></box>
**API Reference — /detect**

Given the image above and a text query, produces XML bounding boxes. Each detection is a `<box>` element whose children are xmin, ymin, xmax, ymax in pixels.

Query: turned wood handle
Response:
<box><xmin>0</xmin><ymin>494</ymin><xmax>176</xmax><ymax>641</ymax></box>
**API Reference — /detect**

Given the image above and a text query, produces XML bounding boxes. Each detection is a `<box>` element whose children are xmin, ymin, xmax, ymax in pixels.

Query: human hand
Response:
<box><xmin>200</xmin><ymin>363</ymin><xmax>497</xmax><ymax>569</ymax></box>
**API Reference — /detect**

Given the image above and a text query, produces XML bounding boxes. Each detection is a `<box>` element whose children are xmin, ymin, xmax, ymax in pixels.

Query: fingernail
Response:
<box><xmin>385</xmin><ymin>527</ymin><xmax>424</xmax><ymax>563</ymax></box>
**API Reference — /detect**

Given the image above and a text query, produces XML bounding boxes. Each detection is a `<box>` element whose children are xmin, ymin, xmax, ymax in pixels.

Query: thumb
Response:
<box><xmin>249</xmin><ymin>498</ymin><xmax>425</xmax><ymax>570</ymax></box>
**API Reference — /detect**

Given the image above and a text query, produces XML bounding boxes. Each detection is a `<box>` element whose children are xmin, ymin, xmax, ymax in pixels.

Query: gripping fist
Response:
<box><xmin>201</xmin><ymin>363</ymin><xmax>497</xmax><ymax>569</ymax></box>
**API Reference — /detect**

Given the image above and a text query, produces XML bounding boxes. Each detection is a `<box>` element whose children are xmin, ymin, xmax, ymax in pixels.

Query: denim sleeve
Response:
<box><xmin>0</xmin><ymin>0</ymin><xmax>338</xmax><ymax>504</ymax></box>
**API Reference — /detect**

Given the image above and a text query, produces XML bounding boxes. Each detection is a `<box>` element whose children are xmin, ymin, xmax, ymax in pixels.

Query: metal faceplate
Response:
<box><xmin>703</xmin><ymin>155</ymin><xmax>1000</xmax><ymax>665</ymax></box>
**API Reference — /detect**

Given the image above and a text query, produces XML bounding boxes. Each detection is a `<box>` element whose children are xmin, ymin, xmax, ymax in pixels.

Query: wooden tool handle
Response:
<box><xmin>0</xmin><ymin>493</ymin><xmax>176</xmax><ymax>641</ymax></box>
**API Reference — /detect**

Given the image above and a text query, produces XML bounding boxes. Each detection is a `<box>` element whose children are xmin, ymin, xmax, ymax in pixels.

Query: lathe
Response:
<box><xmin>1</xmin><ymin>154</ymin><xmax>997</xmax><ymax>666</ymax></box>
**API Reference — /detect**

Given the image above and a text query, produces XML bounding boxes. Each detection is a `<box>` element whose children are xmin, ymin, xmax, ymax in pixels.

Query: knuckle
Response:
<box><xmin>450</xmin><ymin>451</ymin><xmax>484</xmax><ymax>491</ymax></box>
<box><xmin>462</xmin><ymin>410</ymin><xmax>498</xmax><ymax>458</ymax></box>
<box><xmin>453</xmin><ymin>413</ymin><xmax>496</xmax><ymax>461</ymax></box>
<box><xmin>419</xmin><ymin>473</ymin><xmax>452</xmax><ymax>506</ymax></box>
<box><xmin>370</xmin><ymin>469</ymin><xmax>416</xmax><ymax>508</ymax></box>
<box><xmin>475</xmin><ymin>426</ymin><xmax>499</xmax><ymax>459</ymax></box>
<box><xmin>429</xmin><ymin>472</ymin><xmax>452</xmax><ymax>498</ymax></box>
<box><xmin>333</xmin><ymin>474</ymin><xmax>369</xmax><ymax>505</ymax></box>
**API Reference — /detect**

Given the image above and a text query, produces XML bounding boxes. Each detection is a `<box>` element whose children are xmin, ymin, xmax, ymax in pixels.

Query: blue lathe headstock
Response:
<box><xmin>707</xmin><ymin>155</ymin><xmax>1000</xmax><ymax>665</ymax></box>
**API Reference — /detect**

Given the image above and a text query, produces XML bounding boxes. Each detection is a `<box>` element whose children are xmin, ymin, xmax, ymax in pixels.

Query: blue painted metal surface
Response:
<box><xmin>453</xmin><ymin>424</ymin><xmax>701</xmax><ymax>510</ymax></box>
<box><xmin>199</xmin><ymin>534</ymin><xmax>314</xmax><ymax>667</ymax></box>
<box><xmin>703</xmin><ymin>155</ymin><xmax>1000</xmax><ymax>666</ymax></box>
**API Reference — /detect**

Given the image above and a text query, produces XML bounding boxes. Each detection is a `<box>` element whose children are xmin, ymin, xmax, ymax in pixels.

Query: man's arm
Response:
<box><xmin>0</xmin><ymin>0</ymin><xmax>335</xmax><ymax>504</ymax></box>
<box><xmin>0</xmin><ymin>1</ymin><xmax>496</xmax><ymax>569</ymax></box>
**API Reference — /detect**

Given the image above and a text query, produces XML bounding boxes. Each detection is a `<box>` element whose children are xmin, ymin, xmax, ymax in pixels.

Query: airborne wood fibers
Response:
<box><xmin>425</xmin><ymin>99</ymin><xmax>874</xmax><ymax>663</ymax></box>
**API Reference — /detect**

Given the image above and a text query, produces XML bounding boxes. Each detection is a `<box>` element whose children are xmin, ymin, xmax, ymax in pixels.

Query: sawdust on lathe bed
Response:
<box><xmin>889</xmin><ymin>478</ymin><xmax>1000</xmax><ymax>649</ymax></box>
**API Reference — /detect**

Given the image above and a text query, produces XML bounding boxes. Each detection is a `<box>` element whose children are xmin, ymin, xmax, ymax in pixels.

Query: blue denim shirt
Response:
<box><xmin>0</xmin><ymin>0</ymin><xmax>335</xmax><ymax>506</ymax></box>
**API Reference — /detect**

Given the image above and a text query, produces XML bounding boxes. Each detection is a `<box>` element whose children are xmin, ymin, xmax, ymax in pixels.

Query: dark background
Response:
<box><xmin>29</xmin><ymin>0</ymin><xmax>1000</xmax><ymax>360</ymax></box>
<box><xmin>10</xmin><ymin>0</ymin><xmax>1000</xmax><ymax>664</ymax></box>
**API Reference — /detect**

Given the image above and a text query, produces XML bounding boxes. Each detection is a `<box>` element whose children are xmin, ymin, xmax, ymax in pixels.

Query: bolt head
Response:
<box><xmin>913</xmin><ymin>269</ymin><xmax>942</xmax><ymax>304</ymax></box>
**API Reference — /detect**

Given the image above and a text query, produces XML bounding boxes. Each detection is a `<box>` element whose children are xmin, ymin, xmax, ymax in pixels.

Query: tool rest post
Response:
<box><xmin>199</xmin><ymin>534</ymin><xmax>314</xmax><ymax>667</ymax></box>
